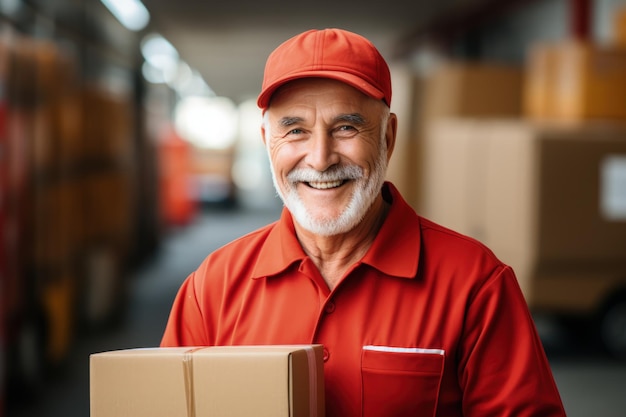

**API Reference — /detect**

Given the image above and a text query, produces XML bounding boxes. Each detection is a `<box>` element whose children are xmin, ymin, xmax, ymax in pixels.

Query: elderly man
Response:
<box><xmin>161</xmin><ymin>28</ymin><xmax>566</xmax><ymax>416</ymax></box>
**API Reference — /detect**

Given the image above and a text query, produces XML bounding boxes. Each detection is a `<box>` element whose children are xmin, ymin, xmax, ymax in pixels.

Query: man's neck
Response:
<box><xmin>294</xmin><ymin>196</ymin><xmax>390</xmax><ymax>289</ymax></box>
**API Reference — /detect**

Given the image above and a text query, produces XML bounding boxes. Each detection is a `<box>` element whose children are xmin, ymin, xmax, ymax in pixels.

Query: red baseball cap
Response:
<box><xmin>257</xmin><ymin>28</ymin><xmax>392</xmax><ymax>109</ymax></box>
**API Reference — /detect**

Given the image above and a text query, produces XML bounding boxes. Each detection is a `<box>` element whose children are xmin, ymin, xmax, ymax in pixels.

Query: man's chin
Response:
<box><xmin>297</xmin><ymin>219</ymin><xmax>348</xmax><ymax>237</ymax></box>
<box><xmin>287</xmin><ymin>205</ymin><xmax>341</xmax><ymax>235</ymax></box>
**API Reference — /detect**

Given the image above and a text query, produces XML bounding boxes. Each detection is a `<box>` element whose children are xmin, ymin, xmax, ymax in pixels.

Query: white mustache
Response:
<box><xmin>287</xmin><ymin>165</ymin><xmax>363</xmax><ymax>183</ymax></box>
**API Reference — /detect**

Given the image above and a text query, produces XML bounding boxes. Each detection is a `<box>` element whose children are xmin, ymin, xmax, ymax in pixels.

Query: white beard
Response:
<box><xmin>267</xmin><ymin>137</ymin><xmax>388</xmax><ymax>236</ymax></box>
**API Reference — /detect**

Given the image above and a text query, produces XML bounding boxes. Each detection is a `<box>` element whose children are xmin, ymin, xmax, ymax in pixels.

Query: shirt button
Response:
<box><xmin>324</xmin><ymin>301</ymin><xmax>336</xmax><ymax>314</ymax></box>
<box><xmin>323</xmin><ymin>348</ymin><xmax>330</xmax><ymax>362</ymax></box>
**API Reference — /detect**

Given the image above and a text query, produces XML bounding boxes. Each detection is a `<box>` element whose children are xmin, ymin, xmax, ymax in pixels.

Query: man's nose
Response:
<box><xmin>305</xmin><ymin>131</ymin><xmax>340</xmax><ymax>172</ymax></box>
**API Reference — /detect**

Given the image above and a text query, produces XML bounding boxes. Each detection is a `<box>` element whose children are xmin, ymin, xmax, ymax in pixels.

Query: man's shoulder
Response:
<box><xmin>417</xmin><ymin>216</ymin><xmax>502</xmax><ymax>265</ymax></box>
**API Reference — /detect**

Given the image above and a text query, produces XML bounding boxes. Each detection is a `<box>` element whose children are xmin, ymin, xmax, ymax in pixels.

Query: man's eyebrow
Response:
<box><xmin>334</xmin><ymin>113</ymin><xmax>366</xmax><ymax>125</ymax></box>
<box><xmin>278</xmin><ymin>116</ymin><xmax>304</xmax><ymax>127</ymax></box>
<box><xmin>278</xmin><ymin>113</ymin><xmax>366</xmax><ymax>127</ymax></box>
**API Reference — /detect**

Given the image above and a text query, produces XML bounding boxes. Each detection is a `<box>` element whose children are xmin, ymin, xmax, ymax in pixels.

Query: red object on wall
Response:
<box><xmin>157</xmin><ymin>126</ymin><xmax>197</xmax><ymax>226</ymax></box>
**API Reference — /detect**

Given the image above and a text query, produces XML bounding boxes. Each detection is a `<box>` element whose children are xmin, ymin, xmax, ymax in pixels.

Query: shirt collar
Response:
<box><xmin>360</xmin><ymin>182</ymin><xmax>421</xmax><ymax>279</ymax></box>
<box><xmin>251</xmin><ymin>182</ymin><xmax>421</xmax><ymax>280</ymax></box>
<box><xmin>252</xmin><ymin>208</ymin><xmax>307</xmax><ymax>278</ymax></box>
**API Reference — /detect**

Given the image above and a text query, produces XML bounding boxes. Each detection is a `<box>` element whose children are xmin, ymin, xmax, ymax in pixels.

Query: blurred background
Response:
<box><xmin>1</xmin><ymin>0</ymin><xmax>626</xmax><ymax>416</ymax></box>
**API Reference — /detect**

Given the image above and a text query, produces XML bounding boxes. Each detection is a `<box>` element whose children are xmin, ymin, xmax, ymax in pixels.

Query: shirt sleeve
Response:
<box><xmin>458</xmin><ymin>265</ymin><xmax>567</xmax><ymax>416</ymax></box>
<box><xmin>160</xmin><ymin>272</ymin><xmax>209</xmax><ymax>347</ymax></box>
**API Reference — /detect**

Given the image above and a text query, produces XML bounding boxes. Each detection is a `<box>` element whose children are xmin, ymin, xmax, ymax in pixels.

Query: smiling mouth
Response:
<box><xmin>306</xmin><ymin>180</ymin><xmax>345</xmax><ymax>190</ymax></box>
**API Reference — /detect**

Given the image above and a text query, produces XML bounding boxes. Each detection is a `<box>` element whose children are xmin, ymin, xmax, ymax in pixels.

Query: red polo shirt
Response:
<box><xmin>161</xmin><ymin>182</ymin><xmax>566</xmax><ymax>417</ymax></box>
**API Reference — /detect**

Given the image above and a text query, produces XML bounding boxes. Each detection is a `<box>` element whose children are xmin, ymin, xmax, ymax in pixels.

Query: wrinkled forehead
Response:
<box><xmin>266</xmin><ymin>78</ymin><xmax>385</xmax><ymax>122</ymax></box>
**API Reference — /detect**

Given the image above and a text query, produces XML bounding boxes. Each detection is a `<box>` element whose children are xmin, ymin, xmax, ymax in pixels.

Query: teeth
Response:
<box><xmin>308</xmin><ymin>180</ymin><xmax>343</xmax><ymax>189</ymax></box>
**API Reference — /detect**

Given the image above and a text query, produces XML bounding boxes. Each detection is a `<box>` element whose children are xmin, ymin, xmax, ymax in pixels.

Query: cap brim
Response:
<box><xmin>257</xmin><ymin>70</ymin><xmax>386</xmax><ymax>109</ymax></box>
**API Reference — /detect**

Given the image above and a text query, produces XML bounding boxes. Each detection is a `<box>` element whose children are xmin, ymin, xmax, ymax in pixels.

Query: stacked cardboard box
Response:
<box><xmin>385</xmin><ymin>64</ymin><xmax>423</xmax><ymax>208</ymax></box>
<box><xmin>90</xmin><ymin>345</ymin><xmax>325</xmax><ymax>417</ymax></box>
<box><xmin>422</xmin><ymin>61</ymin><xmax>524</xmax><ymax>120</ymax></box>
<box><xmin>524</xmin><ymin>41</ymin><xmax>626</xmax><ymax>121</ymax></box>
<box><xmin>390</xmin><ymin>61</ymin><xmax>524</xmax><ymax>209</ymax></box>
<box><xmin>422</xmin><ymin>119</ymin><xmax>626</xmax><ymax>314</ymax></box>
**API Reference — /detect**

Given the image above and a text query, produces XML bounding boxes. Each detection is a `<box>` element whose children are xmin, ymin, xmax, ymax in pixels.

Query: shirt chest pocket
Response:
<box><xmin>361</xmin><ymin>346</ymin><xmax>445</xmax><ymax>417</ymax></box>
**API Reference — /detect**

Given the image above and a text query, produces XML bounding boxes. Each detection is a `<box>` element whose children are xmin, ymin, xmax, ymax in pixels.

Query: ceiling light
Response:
<box><xmin>100</xmin><ymin>0</ymin><xmax>150</xmax><ymax>31</ymax></box>
<box><xmin>174</xmin><ymin>96</ymin><xmax>238</xmax><ymax>149</ymax></box>
<box><xmin>140</xmin><ymin>33</ymin><xmax>179</xmax><ymax>83</ymax></box>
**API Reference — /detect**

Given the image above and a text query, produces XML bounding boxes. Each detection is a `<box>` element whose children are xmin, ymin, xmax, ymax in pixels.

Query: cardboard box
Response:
<box><xmin>412</xmin><ymin>61</ymin><xmax>523</xmax><ymax>211</ymax></box>
<box><xmin>421</xmin><ymin>119</ymin><xmax>626</xmax><ymax>313</ymax></box>
<box><xmin>386</xmin><ymin>63</ymin><xmax>424</xmax><ymax>209</ymax></box>
<box><xmin>90</xmin><ymin>345</ymin><xmax>325</xmax><ymax>417</ymax></box>
<box><xmin>422</xmin><ymin>61</ymin><xmax>524</xmax><ymax>120</ymax></box>
<box><xmin>524</xmin><ymin>41</ymin><xmax>626</xmax><ymax>120</ymax></box>
<box><xmin>387</xmin><ymin>61</ymin><xmax>523</xmax><ymax>210</ymax></box>
<box><xmin>523</xmin><ymin>43</ymin><xmax>557</xmax><ymax>120</ymax></box>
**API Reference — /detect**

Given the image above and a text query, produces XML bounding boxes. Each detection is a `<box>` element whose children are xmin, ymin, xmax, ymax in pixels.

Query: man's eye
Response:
<box><xmin>338</xmin><ymin>125</ymin><xmax>355</xmax><ymax>131</ymax></box>
<box><xmin>287</xmin><ymin>128</ymin><xmax>303</xmax><ymax>135</ymax></box>
<box><xmin>335</xmin><ymin>125</ymin><xmax>358</xmax><ymax>136</ymax></box>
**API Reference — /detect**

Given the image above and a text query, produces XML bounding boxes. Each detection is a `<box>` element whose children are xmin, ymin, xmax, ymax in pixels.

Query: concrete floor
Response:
<box><xmin>7</xmin><ymin>205</ymin><xmax>626</xmax><ymax>417</ymax></box>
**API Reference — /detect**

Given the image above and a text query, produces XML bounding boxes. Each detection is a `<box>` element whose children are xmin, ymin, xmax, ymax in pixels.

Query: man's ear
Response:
<box><xmin>385</xmin><ymin>113</ymin><xmax>398</xmax><ymax>162</ymax></box>
<box><xmin>260</xmin><ymin>123</ymin><xmax>267</xmax><ymax>145</ymax></box>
